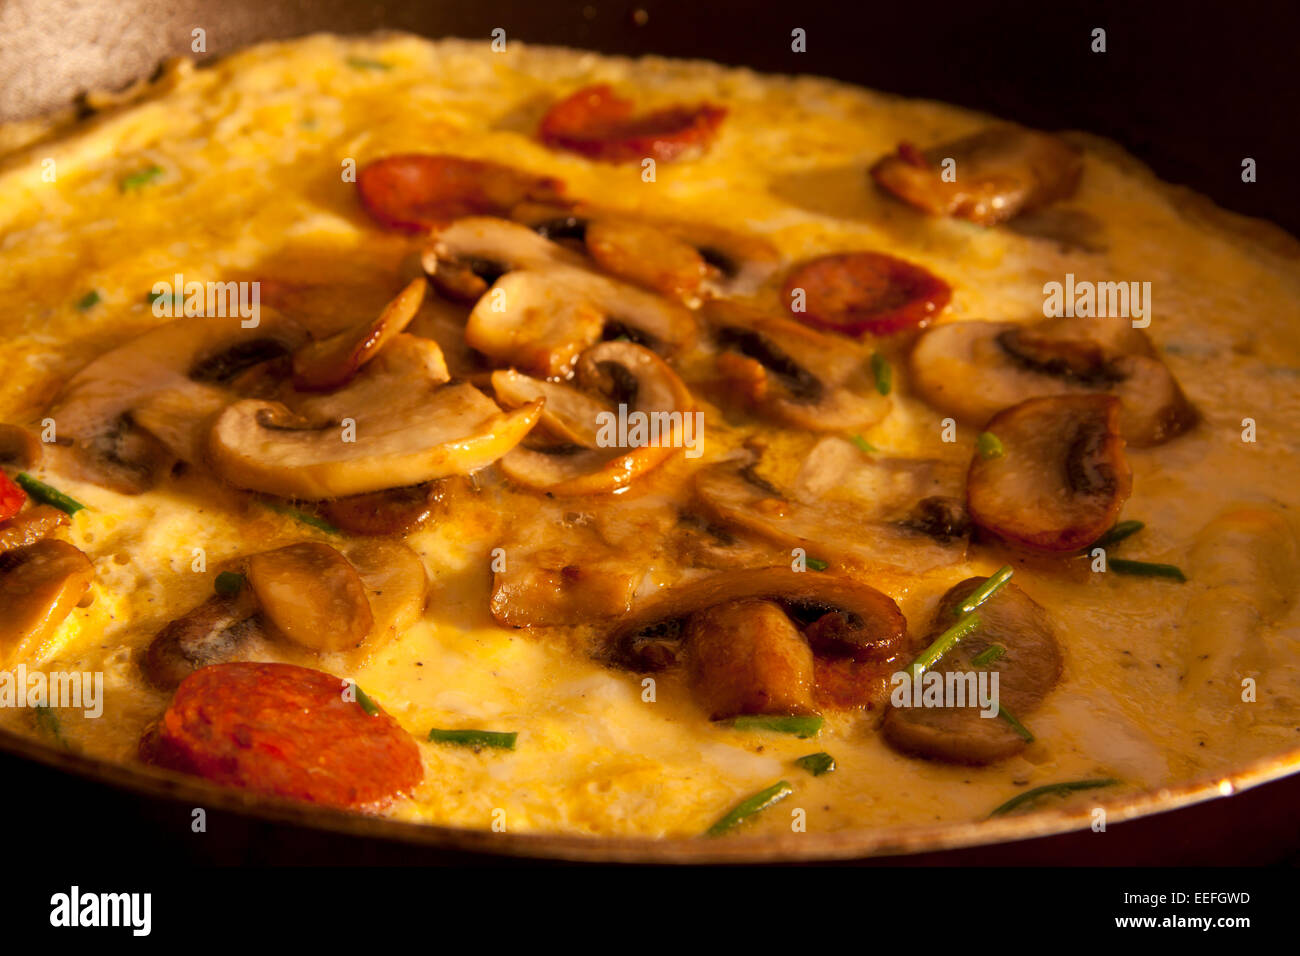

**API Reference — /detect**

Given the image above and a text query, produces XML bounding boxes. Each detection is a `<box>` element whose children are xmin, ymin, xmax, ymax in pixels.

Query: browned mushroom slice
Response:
<box><xmin>585</xmin><ymin>218</ymin><xmax>708</xmax><ymax>304</ymax></box>
<box><xmin>497</xmin><ymin>341</ymin><xmax>695</xmax><ymax>495</ymax></box>
<box><xmin>491</xmin><ymin>369</ymin><xmax>613</xmax><ymax>448</ymax></box>
<box><xmin>694</xmin><ymin>458</ymin><xmax>966</xmax><ymax>575</ymax></box>
<box><xmin>465</xmin><ymin>270</ymin><xmax>606</xmax><ymax>378</ymax></box>
<box><xmin>0</xmin><ymin>424</ymin><xmax>42</xmax><ymax>470</ymax></box>
<box><xmin>0</xmin><ymin>539</ymin><xmax>94</xmax><ymax>666</ymax></box>
<box><xmin>245</xmin><ymin>543</ymin><xmax>374</xmax><ymax>652</ymax></box>
<box><xmin>290</xmin><ymin>277</ymin><xmax>426</xmax><ymax>391</ymax></box>
<box><xmin>490</xmin><ymin>550</ymin><xmax>641</xmax><ymax>628</ymax></box>
<box><xmin>882</xmin><ymin>577</ymin><xmax>1062</xmax><ymax>764</ymax></box>
<box><xmin>704</xmin><ymin>301</ymin><xmax>890</xmax><ymax>432</ymax></box>
<box><xmin>685</xmin><ymin>599</ymin><xmax>817</xmax><ymax>719</ymax></box>
<box><xmin>870</xmin><ymin>125</ymin><xmax>1083</xmax><ymax>226</ymax></box>
<box><xmin>909</xmin><ymin>317</ymin><xmax>1196</xmax><ymax>447</ymax></box>
<box><xmin>141</xmin><ymin>589</ymin><xmax>266</xmax><ymax>690</ymax></box>
<box><xmin>605</xmin><ymin>566</ymin><xmax>905</xmax><ymax>672</ymax></box>
<box><xmin>320</xmin><ymin>480</ymin><xmax>452</xmax><ymax>536</ymax></box>
<box><xmin>343</xmin><ymin>539</ymin><xmax>429</xmax><ymax>643</ymax></box>
<box><xmin>0</xmin><ymin>506</ymin><xmax>69</xmax><ymax>554</ymax></box>
<box><xmin>967</xmin><ymin>394</ymin><xmax>1132</xmax><ymax>552</ymax></box>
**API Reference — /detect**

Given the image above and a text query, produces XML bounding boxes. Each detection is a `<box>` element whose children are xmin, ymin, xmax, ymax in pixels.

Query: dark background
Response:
<box><xmin>1</xmin><ymin>0</ymin><xmax>1298</xmax><ymax>234</ymax></box>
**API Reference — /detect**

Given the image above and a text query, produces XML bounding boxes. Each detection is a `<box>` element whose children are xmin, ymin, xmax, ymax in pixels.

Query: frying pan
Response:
<box><xmin>2</xmin><ymin>0</ymin><xmax>1298</xmax><ymax>865</ymax></box>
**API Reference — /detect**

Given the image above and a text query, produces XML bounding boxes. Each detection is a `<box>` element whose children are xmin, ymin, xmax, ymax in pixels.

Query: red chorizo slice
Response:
<box><xmin>782</xmin><ymin>252</ymin><xmax>952</xmax><ymax>337</ymax></box>
<box><xmin>538</xmin><ymin>84</ymin><xmax>726</xmax><ymax>163</ymax></box>
<box><xmin>357</xmin><ymin>154</ymin><xmax>566</xmax><ymax>232</ymax></box>
<box><xmin>143</xmin><ymin>662</ymin><xmax>423</xmax><ymax>811</ymax></box>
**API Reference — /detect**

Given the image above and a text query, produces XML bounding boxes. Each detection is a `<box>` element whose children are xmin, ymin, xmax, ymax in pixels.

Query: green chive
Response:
<box><xmin>971</xmin><ymin>644</ymin><xmax>1006</xmax><ymax>667</ymax></box>
<box><xmin>997</xmin><ymin>705</ymin><xmax>1034</xmax><ymax>742</ymax></box>
<box><xmin>989</xmin><ymin>778</ymin><xmax>1118</xmax><ymax>817</ymax></box>
<box><xmin>725</xmin><ymin>715</ymin><xmax>824</xmax><ymax>738</ymax></box>
<box><xmin>213</xmin><ymin>571</ymin><xmax>245</xmax><ymax>596</ymax></box>
<box><xmin>353</xmin><ymin>683</ymin><xmax>379</xmax><ymax>716</ymax></box>
<box><xmin>34</xmin><ymin>705</ymin><xmax>67</xmax><ymax>747</ymax></box>
<box><xmin>705</xmin><ymin>780</ymin><xmax>793</xmax><ymax>837</ymax></box>
<box><xmin>1089</xmin><ymin>520</ymin><xmax>1145</xmax><ymax>550</ymax></box>
<box><xmin>262</xmin><ymin>501</ymin><xmax>340</xmax><ymax>536</ymax></box>
<box><xmin>120</xmin><ymin>164</ymin><xmax>164</xmax><ymax>192</ymax></box>
<box><xmin>976</xmin><ymin>431</ymin><xmax>1004</xmax><ymax>459</ymax></box>
<box><xmin>870</xmin><ymin>353</ymin><xmax>892</xmax><ymax>395</ymax></box>
<box><xmin>848</xmin><ymin>433</ymin><xmax>879</xmax><ymax>455</ymax></box>
<box><xmin>905</xmin><ymin>613</ymin><xmax>982</xmax><ymax>680</ymax></box>
<box><xmin>956</xmin><ymin>565</ymin><xmax>1014</xmax><ymax>616</ymax></box>
<box><xmin>428</xmin><ymin>728</ymin><xmax>518</xmax><ymax>750</ymax></box>
<box><xmin>15</xmin><ymin>473</ymin><xmax>84</xmax><ymax>515</ymax></box>
<box><xmin>347</xmin><ymin>56</ymin><xmax>392</xmax><ymax>71</ymax></box>
<box><xmin>795</xmin><ymin>752</ymin><xmax>836</xmax><ymax>776</ymax></box>
<box><xmin>1109</xmin><ymin>558</ymin><xmax>1187</xmax><ymax>582</ymax></box>
<box><xmin>805</xmin><ymin>556</ymin><xmax>829</xmax><ymax>572</ymax></box>
<box><xmin>76</xmin><ymin>290</ymin><xmax>101</xmax><ymax>310</ymax></box>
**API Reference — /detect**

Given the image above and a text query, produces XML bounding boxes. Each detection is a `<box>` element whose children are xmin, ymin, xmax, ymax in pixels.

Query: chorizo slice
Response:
<box><xmin>143</xmin><ymin>662</ymin><xmax>423</xmax><ymax>810</ymax></box>
<box><xmin>782</xmin><ymin>251</ymin><xmax>951</xmax><ymax>337</ymax></box>
<box><xmin>538</xmin><ymin>84</ymin><xmax>726</xmax><ymax>163</ymax></box>
<box><xmin>357</xmin><ymin>154</ymin><xmax>566</xmax><ymax>232</ymax></box>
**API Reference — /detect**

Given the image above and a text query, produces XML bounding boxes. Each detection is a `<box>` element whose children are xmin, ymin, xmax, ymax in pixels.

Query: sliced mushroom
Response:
<box><xmin>491</xmin><ymin>369</ymin><xmax>613</xmax><ymax>448</ymax></box>
<box><xmin>498</xmin><ymin>341</ymin><xmax>695</xmax><ymax>495</ymax></box>
<box><xmin>320</xmin><ymin>480</ymin><xmax>454</xmax><ymax>536</ymax></box>
<box><xmin>694</xmin><ymin>457</ymin><xmax>967</xmax><ymax>576</ymax></box>
<box><xmin>870</xmin><ymin>125</ymin><xmax>1083</xmax><ymax>226</ymax></box>
<box><xmin>685</xmin><ymin>599</ymin><xmax>817</xmax><ymax>719</ymax></box>
<box><xmin>141</xmin><ymin>589</ymin><xmax>264</xmax><ymax>690</ymax></box>
<box><xmin>290</xmin><ymin>277</ymin><xmax>426</xmax><ymax>391</ymax></box>
<box><xmin>49</xmin><ymin>312</ymin><xmax>309</xmax><ymax>491</ymax></box>
<box><xmin>910</xmin><ymin>317</ymin><xmax>1196</xmax><ymax>446</ymax></box>
<box><xmin>584</xmin><ymin>218</ymin><xmax>708</xmax><ymax>304</ymax></box>
<box><xmin>967</xmin><ymin>394</ymin><xmax>1132</xmax><ymax>552</ymax></box>
<box><xmin>605</xmin><ymin>566</ymin><xmax>906</xmax><ymax>672</ymax></box>
<box><xmin>466</xmin><ymin>270</ymin><xmax>606</xmax><ymax>378</ymax></box>
<box><xmin>0</xmin><ymin>540</ymin><xmax>94</xmax><ymax>666</ymax></box>
<box><xmin>704</xmin><ymin>301</ymin><xmax>890</xmax><ymax>432</ymax></box>
<box><xmin>422</xmin><ymin>215</ymin><xmax>588</xmax><ymax>302</ymax></box>
<box><xmin>246</xmin><ymin>543</ymin><xmax>373</xmax><ymax>652</ymax></box>
<box><xmin>208</xmin><ymin>334</ymin><xmax>542</xmax><ymax>499</ymax></box>
<box><xmin>0</xmin><ymin>505</ymin><xmax>70</xmax><ymax>554</ymax></box>
<box><xmin>0</xmin><ymin>424</ymin><xmax>42</xmax><ymax>470</ymax></box>
<box><xmin>491</xmin><ymin>548</ymin><xmax>642</xmax><ymax>628</ymax></box>
<box><xmin>669</xmin><ymin>222</ymin><xmax>780</xmax><ymax>298</ymax></box>
<box><xmin>343</xmin><ymin>539</ymin><xmax>429</xmax><ymax>643</ymax></box>
<box><xmin>882</xmin><ymin>577</ymin><xmax>1062</xmax><ymax>764</ymax></box>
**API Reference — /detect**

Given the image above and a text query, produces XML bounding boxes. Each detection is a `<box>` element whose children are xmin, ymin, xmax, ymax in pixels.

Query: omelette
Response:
<box><xmin>1</xmin><ymin>32</ymin><xmax>1299</xmax><ymax>842</ymax></box>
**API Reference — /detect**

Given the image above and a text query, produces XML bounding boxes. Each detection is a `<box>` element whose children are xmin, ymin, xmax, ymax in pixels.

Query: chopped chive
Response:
<box><xmin>976</xmin><ymin>431</ymin><xmax>1004</xmax><ymax>459</ymax></box>
<box><xmin>794</xmin><ymin>752</ymin><xmax>836</xmax><ymax>776</ymax></box>
<box><xmin>905</xmin><ymin>612</ymin><xmax>982</xmax><ymax>680</ymax></box>
<box><xmin>1109</xmin><ymin>558</ymin><xmax>1187</xmax><ymax>582</ymax></box>
<box><xmin>353</xmin><ymin>684</ymin><xmax>379</xmax><ymax>716</ymax></box>
<box><xmin>705</xmin><ymin>780</ymin><xmax>794</xmax><ymax>837</ymax></box>
<box><xmin>956</xmin><ymin>565</ymin><xmax>1014</xmax><ymax>616</ymax></box>
<box><xmin>997</xmin><ymin>705</ymin><xmax>1034</xmax><ymax>742</ymax></box>
<box><xmin>120</xmin><ymin>164</ymin><xmax>164</xmax><ymax>192</ymax></box>
<box><xmin>870</xmin><ymin>352</ymin><xmax>892</xmax><ymax>395</ymax></box>
<box><xmin>34</xmin><ymin>705</ymin><xmax>68</xmax><ymax>747</ymax></box>
<box><xmin>725</xmin><ymin>714</ymin><xmax>824</xmax><ymax>738</ymax></box>
<box><xmin>805</xmin><ymin>556</ymin><xmax>829</xmax><ymax>572</ymax></box>
<box><xmin>848</xmin><ymin>433</ymin><xmax>879</xmax><ymax>455</ymax></box>
<box><xmin>1089</xmin><ymin>519</ymin><xmax>1145</xmax><ymax>550</ymax></box>
<box><xmin>213</xmin><ymin>571</ymin><xmax>245</xmax><ymax>596</ymax></box>
<box><xmin>146</xmin><ymin>290</ymin><xmax>184</xmax><ymax>307</ymax></box>
<box><xmin>76</xmin><ymin>290</ymin><xmax>101</xmax><ymax>310</ymax></box>
<box><xmin>989</xmin><ymin>778</ymin><xmax>1119</xmax><ymax>817</ymax></box>
<box><xmin>261</xmin><ymin>501</ymin><xmax>340</xmax><ymax>536</ymax></box>
<box><xmin>14</xmin><ymin>473</ymin><xmax>84</xmax><ymax>515</ymax></box>
<box><xmin>347</xmin><ymin>56</ymin><xmax>392</xmax><ymax>71</ymax></box>
<box><xmin>428</xmin><ymin>728</ymin><xmax>518</xmax><ymax>750</ymax></box>
<box><xmin>971</xmin><ymin>644</ymin><xmax>1006</xmax><ymax>667</ymax></box>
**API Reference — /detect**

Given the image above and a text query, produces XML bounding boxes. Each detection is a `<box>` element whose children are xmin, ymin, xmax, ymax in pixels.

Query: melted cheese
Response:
<box><xmin>2</xmin><ymin>33</ymin><xmax>1300</xmax><ymax>839</ymax></box>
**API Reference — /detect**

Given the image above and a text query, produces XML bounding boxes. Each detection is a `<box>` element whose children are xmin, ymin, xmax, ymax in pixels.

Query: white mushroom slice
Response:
<box><xmin>693</xmin><ymin>458</ymin><xmax>966</xmax><ymax>575</ymax></box>
<box><xmin>423</xmin><ymin>215</ymin><xmax>588</xmax><ymax>276</ymax></box>
<box><xmin>208</xmin><ymin>334</ymin><xmax>542</xmax><ymax>499</ymax></box>
<box><xmin>49</xmin><ymin>311</ymin><xmax>309</xmax><ymax>491</ymax></box>
<box><xmin>466</xmin><ymin>270</ymin><xmax>605</xmax><ymax>378</ymax></box>
<box><xmin>705</xmin><ymin>301</ymin><xmax>890</xmax><ymax>432</ymax></box>
<box><xmin>491</xmin><ymin>369</ymin><xmax>612</xmax><ymax>448</ymax></box>
<box><xmin>498</xmin><ymin>341</ymin><xmax>695</xmax><ymax>495</ymax></box>
<box><xmin>910</xmin><ymin>318</ymin><xmax>1195</xmax><ymax>447</ymax></box>
<box><xmin>546</xmin><ymin>263</ymin><xmax>697</xmax><ymax>355</ymax></box>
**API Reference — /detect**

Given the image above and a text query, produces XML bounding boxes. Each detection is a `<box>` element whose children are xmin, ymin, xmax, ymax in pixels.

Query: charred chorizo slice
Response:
<box><xmin>882</xmin><ymin>577</ymin><xmax>1062</xmax><ymax>764</ymax></box>
<box><xmin>782</xmin><ymin>252</ymin><xmax>951</xmax><ymax>337</ymax></box>
<box><xmin>538</xmin><ymin>84</ymin><xmax>727</xmax><ymax>163</ymax></box>
<box><xmin>143</xmin><ymin>662</ymin><xmax>423</xmax><ymax>810</ymax></box>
